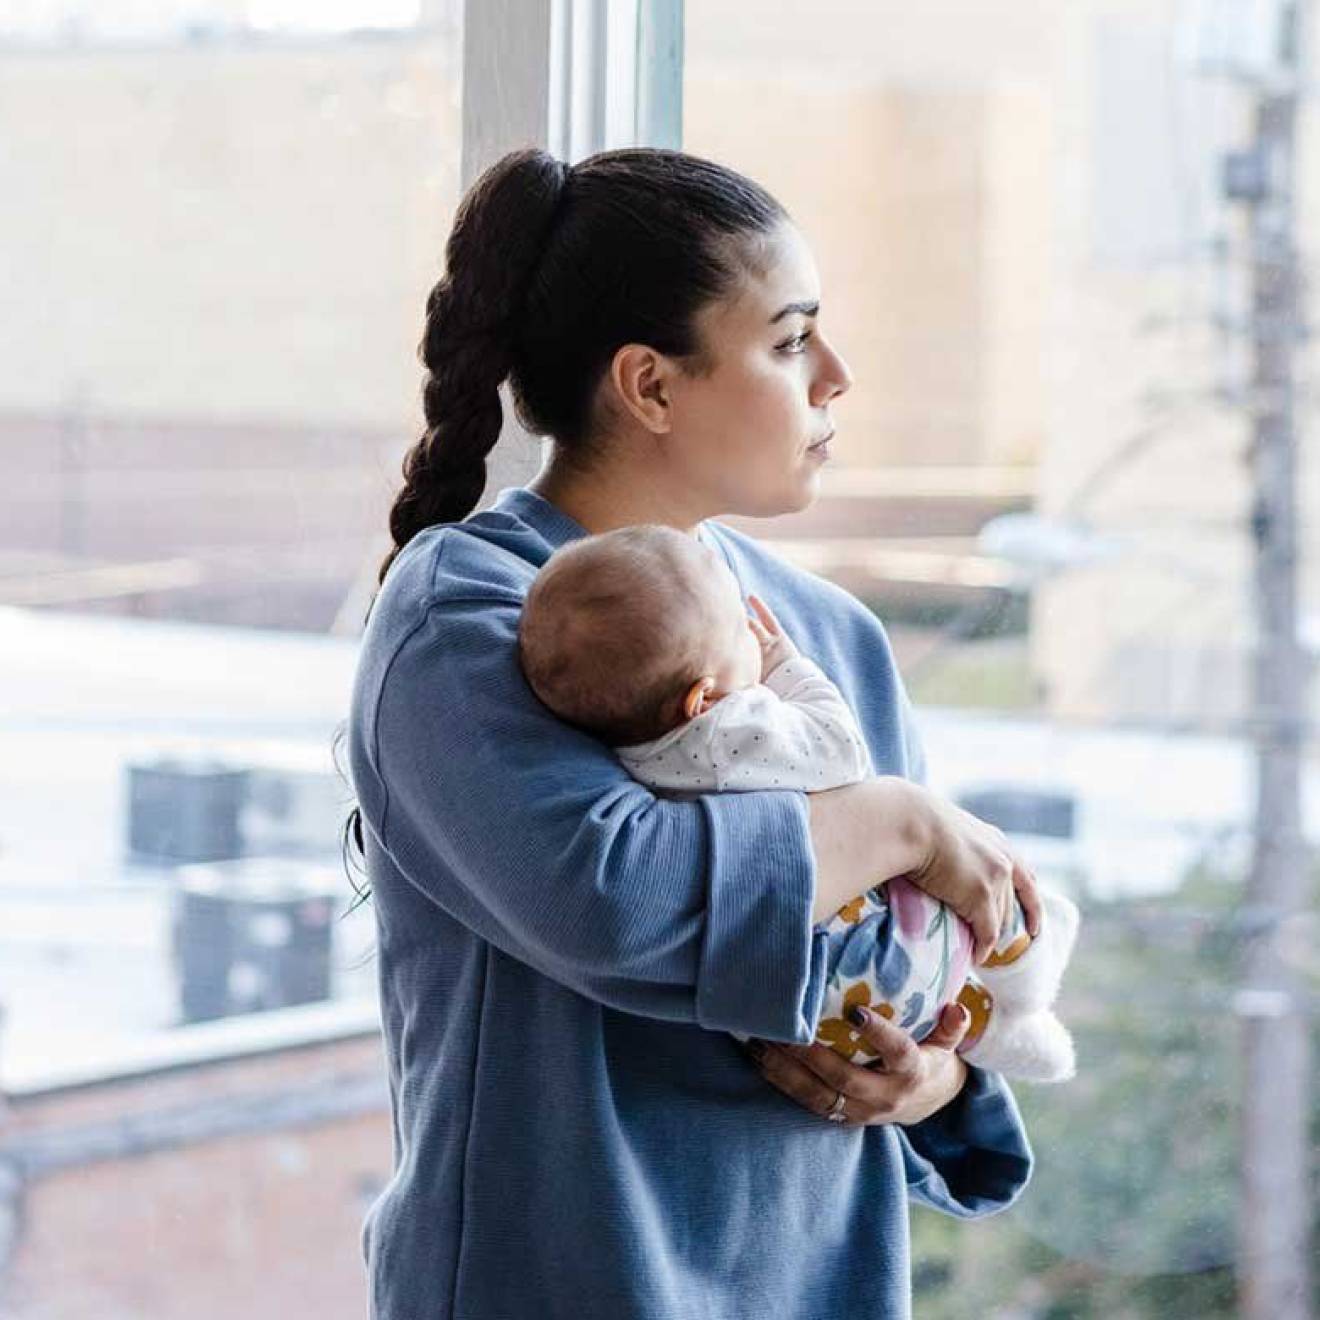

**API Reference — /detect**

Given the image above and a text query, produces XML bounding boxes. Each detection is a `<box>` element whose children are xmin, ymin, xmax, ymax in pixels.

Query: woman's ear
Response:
<box><xmin>609</xmin><ymin>343</ymin><xmax>674</xmax><ymax>435</ymax></box>
<box><xmin>682</xmin><ymin>676</ymin><xmax>716</xmax><ymax>721</ymax></box>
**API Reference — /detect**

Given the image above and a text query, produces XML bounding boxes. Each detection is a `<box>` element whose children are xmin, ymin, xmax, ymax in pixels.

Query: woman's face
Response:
<box><xmin>663</xmin><ymin>221</ymin><xmax>854</xmax><ymax>519</ymax></box>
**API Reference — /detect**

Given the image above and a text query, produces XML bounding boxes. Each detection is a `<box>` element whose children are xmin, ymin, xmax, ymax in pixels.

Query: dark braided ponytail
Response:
<box><xmin>379</xmin><ymin>149</ymin><xmax>570</xmax><ymax>586</ymax></box>
<box><xmin>340</xmin><ymin>144</ymin><xmax>789</xmax><ymax>908</ymax></box>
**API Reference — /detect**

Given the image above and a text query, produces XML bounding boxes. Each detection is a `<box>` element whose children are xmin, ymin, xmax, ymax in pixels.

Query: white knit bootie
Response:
<box><xmin>960</xmin><ymin>1007</ymin><xmax>1076</xmax><ymax>1083</ymax></box>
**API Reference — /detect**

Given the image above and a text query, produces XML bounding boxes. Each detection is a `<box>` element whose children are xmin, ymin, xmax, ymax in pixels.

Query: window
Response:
<box><xmin>4</xmin><ymin>2</ymin><xmax>1314</xmax><ymax>1316</ymax></box>
<box><xmin>685</xmin><ymin>1</ymin><xmax>1315</xmax><ymax>1314</ymax></box>
<box><xmin>1</xmin><ymin>5</ymin><xmax>462</xmax><ymax>1314</ymax></box>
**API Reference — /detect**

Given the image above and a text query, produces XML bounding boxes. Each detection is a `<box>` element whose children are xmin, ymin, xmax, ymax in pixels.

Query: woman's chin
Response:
<box><xmin>784</xmin><ymin>469</ymin><xmax>823</xmax><ymax>513</ymax></box>
<box><xmin>720</xmin><ymin>472</ymin><xmax>822</xmax><ymax>521</ymax></box>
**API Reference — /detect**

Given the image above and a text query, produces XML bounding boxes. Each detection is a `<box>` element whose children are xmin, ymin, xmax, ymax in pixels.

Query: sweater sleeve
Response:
<box><xmin>365</xmin><ymin>590</ymin><xmax>830</xmax><ymax>1043</ymax></box>
<box><xmin>896</xmin><ymin>1065</ymin><xmax>1034</xmax><ymax>1218</ymax></box>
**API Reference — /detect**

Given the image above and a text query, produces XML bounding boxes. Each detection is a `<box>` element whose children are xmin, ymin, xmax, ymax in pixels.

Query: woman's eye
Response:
<box><xmin>778</xmin><ymin>330</ymin><xmax>813</xmax><ymax>354</ymax></box>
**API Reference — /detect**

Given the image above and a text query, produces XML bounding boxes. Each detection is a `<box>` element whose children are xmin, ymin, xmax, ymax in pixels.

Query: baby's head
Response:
<box><xmin>518</xmin><ymin>525</ymin><xmax>762</xmax><ymax>746</ymax></box>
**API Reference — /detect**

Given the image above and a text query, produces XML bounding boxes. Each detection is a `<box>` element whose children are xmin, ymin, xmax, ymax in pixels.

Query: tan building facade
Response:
<box><xmin>0</xmin><ymin>32</ymin><xmax>461</xmax><ymax>435</ymax></box>
<box><xmin>2</xmin><ymin>8</ymin><xmax>1058</xmax><ymax>635</ymax></box>
<box><xmin>4</xmin><ymin>9</ymin><xmax>1056</xmax><ymax>472</ymax></box>
<box><xmin>1030</xmin><ymin>0</ymin><xmax>1308</xmax><ymax>729</ymax></box>
<box><xmin>692</xmin><ymin>0</ymin><xmax>1320</xmax><ymax>731</ymax></box>
<box><xmin>8</xmin><ymin>2</ymin><xmax>1305</xmax><ymax>726</ymax></box>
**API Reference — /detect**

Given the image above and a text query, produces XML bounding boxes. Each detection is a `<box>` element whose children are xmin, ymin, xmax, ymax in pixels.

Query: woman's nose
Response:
<box><xmin>811</xmin><ymin>336</ymin><xmax>853</xmax><ymax>404</ymax></box>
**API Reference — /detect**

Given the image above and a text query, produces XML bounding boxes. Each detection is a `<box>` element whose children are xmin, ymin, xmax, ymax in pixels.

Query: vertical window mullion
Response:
<box><xmin>458</xmin><ymin>0</ymin><xmax>685</xmax><ymax>492</ymax></box>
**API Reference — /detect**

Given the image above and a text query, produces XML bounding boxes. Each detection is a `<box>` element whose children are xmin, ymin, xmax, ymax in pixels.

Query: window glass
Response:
<box><xmin>686</xmin><ymin>1</ymin><xmax>1316</xmax><ymax>1313</ymax></box>
<box><xmin>1</xmin><ymin>5</ymin><xmax>459</xmax><ymax>1314</ymax></box>
<box><xmin>7</xmin><ymin>2</ymin><xmax>1317</xmax><ymax>1314</ymax></box>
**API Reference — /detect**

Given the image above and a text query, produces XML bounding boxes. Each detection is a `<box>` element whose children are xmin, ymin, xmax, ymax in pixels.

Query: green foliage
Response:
<box><xmin>910</xmin><ymin>857</ymin><xmax>1319</xmax><ymax>1317</ymax></box>
<box><xmin>906</xmin><ymin>635</ymin><xmax>1037</xmax><ymax>710</ymax></box>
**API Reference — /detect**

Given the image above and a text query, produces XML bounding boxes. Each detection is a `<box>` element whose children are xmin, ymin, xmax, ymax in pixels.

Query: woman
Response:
<box><xmin>343</xmin><ymin>147</ymin><xmax>1036</xmax><ymax>1319</ymax></box>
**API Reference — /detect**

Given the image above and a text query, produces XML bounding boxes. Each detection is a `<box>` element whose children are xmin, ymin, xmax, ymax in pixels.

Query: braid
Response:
<box><xmin>377</xmin><ymin>150</ymin><xmax>570</xmax><ymax>585</ymax></box>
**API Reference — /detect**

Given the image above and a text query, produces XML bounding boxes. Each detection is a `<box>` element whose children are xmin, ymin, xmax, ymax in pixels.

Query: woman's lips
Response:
<box><xmin>807</xmin><ymin>430</ymin><xmax>835</xmax><ymax>455</ymax></box>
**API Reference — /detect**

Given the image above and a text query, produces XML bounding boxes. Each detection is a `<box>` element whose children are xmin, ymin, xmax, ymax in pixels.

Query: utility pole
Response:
<box><xmin>1226</xmin><ymin>2</ymin><xmax>1315</xmax><ymax>1315</ymax></box>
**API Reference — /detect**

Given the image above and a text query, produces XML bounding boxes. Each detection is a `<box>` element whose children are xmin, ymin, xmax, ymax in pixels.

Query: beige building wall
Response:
<box><xmin>2</xmin><ymin>14</ymin><xmax>1055</xmax><ymax>468</ymax></box>
<box><xmin>687</xmin><ymin>0</ymin><xmax>1320</xmax><ymax>731</ymax></box>
<box><xmin>14</xmin><ymin>5</ymin><xmax>1302</xmax><ymax>728</ymax></box>
<box><xmin>0</xmin><ymin>16</ymin><xmax>1057</xmax><ymax>633</ymax></box>
<box><xmin>1028</xmin><ymin>0</ymin><xmax>1313</xmax><ymax>728</ymax></box>
<box><xmin>982</xmin><ymin>81</ymin><xmax>1052</xmax><ymax>468</ymax></box>
<box><xmin>0</xmin><ymin>35</ymin><xmax>461</xmax><ymax>435</ymax></box>
<box><xmin>685</xmin><ymin>6</ymin><xmax>1055</xmax><ymax>472</ymax></box>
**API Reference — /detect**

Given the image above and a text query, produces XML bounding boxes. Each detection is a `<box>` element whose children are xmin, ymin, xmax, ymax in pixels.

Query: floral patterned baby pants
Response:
<box><xmin>814</xmin><ymin>878</ymin><xmax>1028</xmax><ymax>1064</ymax></box>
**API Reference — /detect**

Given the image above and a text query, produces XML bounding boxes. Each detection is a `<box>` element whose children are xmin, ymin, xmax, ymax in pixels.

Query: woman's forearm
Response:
<box><xmin>806</xmin><ymin>776</ymin><xmax>929</xmax><ymax>924</ymax></box>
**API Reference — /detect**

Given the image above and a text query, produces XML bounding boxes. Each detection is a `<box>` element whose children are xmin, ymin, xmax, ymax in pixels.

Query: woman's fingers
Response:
<box><xmin>966</xmin><ymin>885</ymin><xmax>1001</xmax><ymax>965</ymax></box>
<box><xmin>1012</xmin><ymin>857</ymin><xmax>1042</xmax><ymax>938</ymax></box>
<box><xmin>978</xmin><ymin>834</ymin><xmax>1017</xmax><ymax>963</ymax></box>
<box><xmin>750</xmin><ymin>1002</ymin><xmax>972</xmax><ymax>1126</ymax></box>
<box><xmin>768</xmin><ymin>1010</ymin><xmax>930</xmax><ymax>1119</ymax></box>
<box><xmin>995</xmin><ymin>864</ymin><xmax>1014</xmax><ymax>951</ymax></box>
<box><xmin>921</xmin><ymin>1000</ymin><xmax>971</xmax><ymax>1052</ymax></box>
<box><xmin>753</xmin><ymin>1042</ymin><xmax>857</xmax><ymax>1121</ymax></box>
<box><xmin>983</xmin><ymin>846</ymin><xmax>1038</xmax><ymax>954</ymax></box>
<box><xmin>906</xmin><ymin>791</ymin><xmax>1042</xmax><ymax>960</ymax></box>
<box><xmin>849</xmin><ymin>1007</ymin><xmax>921</xmax><ymax>1077</ymax></box>
<box><xmin>980</xmin><ymin>823</ymin><xmax>1042</xmax><ymax>942</ymax></box>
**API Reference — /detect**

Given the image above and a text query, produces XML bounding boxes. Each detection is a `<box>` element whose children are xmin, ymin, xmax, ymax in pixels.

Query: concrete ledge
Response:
<box><xmin>2</xmin><ymin>997</ymin><xmax>381</xmax><ymax>1099</ymax></box>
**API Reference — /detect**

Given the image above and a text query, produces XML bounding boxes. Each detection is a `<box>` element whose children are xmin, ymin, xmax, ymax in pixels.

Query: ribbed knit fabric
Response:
<box><xmin>347</xmin><ymin>486</ymin><xmax>1033</xmax><ymax>1320</ymax></box>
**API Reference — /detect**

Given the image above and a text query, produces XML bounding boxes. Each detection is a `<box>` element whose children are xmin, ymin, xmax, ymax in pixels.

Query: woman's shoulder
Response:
<box><xmin>352</xmin><ymin>526</ymin><xmax>544</xmax><ymax>720</ymax></box>
<box><xmin>350</xmin><ymin>521</ymin><xmax>539</xmax><ymax>762</ymax></box>
<box><xmin>368</xmin><ymin>516</ymin><xmax>546</xmax><ymax>635</ymax></box>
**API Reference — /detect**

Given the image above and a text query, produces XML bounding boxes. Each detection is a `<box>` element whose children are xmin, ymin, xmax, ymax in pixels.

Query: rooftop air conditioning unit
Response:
<box><xmin>170</xmin><ymin>858</ymin><xmax>338</xmax><ymax>1024</ymax></box>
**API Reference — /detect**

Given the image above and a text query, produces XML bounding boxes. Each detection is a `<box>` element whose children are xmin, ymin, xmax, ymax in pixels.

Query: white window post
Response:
<box><xmin>463</xmin><ymin>0</ymin><xmax>682</xmax><ymax>184</ymax></box>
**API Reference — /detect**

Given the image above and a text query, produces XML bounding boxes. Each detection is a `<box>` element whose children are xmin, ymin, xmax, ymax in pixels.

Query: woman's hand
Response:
<box><xmin>808</xmin><ymin>778</ymin><xmax>1040</xmax><ymax>960</ymax></box>
<box><xmin>904</xmin><ymin>785</ymin><xmax>1041</xmax><ymax>963</ymax></box>
<box><xmin>745</xmin><ymin>1001</ymin><xmax>972</xmax><ymax>1127</ymax></box>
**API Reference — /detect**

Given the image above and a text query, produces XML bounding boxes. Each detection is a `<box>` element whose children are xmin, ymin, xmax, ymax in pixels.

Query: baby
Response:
<box><xmin>517</xmin><ymin>524</ymin><xmax>1079</xmax><ymax>1083</ymax></box>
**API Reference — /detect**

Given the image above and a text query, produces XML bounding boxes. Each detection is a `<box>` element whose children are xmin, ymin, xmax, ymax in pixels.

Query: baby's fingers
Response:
<box><xmin>746</xmin><ymin>593</ymin><xmax>782</xmax><ymax>636</ymax></box>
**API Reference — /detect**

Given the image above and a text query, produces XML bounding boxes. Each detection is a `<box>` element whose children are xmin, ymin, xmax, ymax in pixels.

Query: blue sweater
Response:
<box><xmin>347</xmin><ymin>485</ymin><xmax>1032</xmax><ymax>1320</ymax></box>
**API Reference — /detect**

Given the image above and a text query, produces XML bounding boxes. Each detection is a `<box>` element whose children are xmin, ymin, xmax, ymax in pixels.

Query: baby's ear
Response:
<box><xmin>683</xmin><ymin>677</ymin><xmax>716</xmax><ymax>721</ymax></box>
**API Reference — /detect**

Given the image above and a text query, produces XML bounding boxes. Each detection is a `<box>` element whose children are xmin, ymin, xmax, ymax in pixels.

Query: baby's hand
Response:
<box><xmin>746</xmin><ymin>593</ymin><xmax>800</xmax><ymax>681</ymax></box>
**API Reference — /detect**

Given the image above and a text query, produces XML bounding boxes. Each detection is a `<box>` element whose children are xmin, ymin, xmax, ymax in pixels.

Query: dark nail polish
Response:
<box><xmin>846</xmin><ymin>1005</ymin><xmax>869</xmax><ymax>1028</ymax></box>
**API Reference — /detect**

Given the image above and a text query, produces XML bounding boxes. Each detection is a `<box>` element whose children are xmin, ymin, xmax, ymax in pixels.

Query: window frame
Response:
<box><xmin>460</xmin><ymin>0</ymin><xmax>683</xmax><ymax>491</ymax></box>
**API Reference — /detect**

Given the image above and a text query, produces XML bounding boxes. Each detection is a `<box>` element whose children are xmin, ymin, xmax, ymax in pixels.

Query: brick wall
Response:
<box><xmin>1</xmin><ymin>1032</ymin><xmax>391</xmax><ymax>1319</ymax></box>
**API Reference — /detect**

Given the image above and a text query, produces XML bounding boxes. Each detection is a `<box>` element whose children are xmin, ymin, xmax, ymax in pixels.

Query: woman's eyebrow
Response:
<box><xmin>769</xmin><ymin>299</ymin><xmax>820</xmax><ymax>324</ymax></box>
